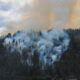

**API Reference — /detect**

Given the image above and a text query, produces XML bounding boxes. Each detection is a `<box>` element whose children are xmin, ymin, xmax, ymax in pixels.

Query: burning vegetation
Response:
<box><xmin>0</xmin><ymin>29</ymin><xmax>80</xmax><ymax>80</ymax></box>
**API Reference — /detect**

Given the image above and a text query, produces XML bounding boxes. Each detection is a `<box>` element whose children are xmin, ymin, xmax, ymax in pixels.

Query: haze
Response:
<box><xmin>0</xmin><ymin>0</ymin><xmax>80</xmax><ymax>35</ymax></box>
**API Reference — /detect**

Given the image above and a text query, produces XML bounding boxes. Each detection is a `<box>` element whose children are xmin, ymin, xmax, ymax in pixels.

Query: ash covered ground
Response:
<box><xmin>0</xmin><ymin>29</ymin><xmax>80</xmax><ymax>80</ymax></box>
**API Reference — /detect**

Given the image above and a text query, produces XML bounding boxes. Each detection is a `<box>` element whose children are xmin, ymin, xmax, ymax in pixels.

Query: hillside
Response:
<box><xmin>0</xmin><ymin>29</ymin><xmax>80</xmax><ymax>80</ymax></box>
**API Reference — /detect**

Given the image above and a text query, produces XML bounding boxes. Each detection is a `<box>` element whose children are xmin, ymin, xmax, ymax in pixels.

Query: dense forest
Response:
<box><xmin>0</xmin><ymin>29</ymin><xmax>80</xmax><ymax>80</ymax></box>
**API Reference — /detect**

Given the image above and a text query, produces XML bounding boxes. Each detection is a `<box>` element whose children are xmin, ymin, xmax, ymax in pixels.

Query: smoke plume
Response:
<box><xmin>3</xmin><ymin>29</ymin><xmax>70</xmax><ymax>69</ymax></box>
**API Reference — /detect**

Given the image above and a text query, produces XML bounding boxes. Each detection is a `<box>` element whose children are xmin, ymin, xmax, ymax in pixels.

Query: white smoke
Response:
<box><xmin>3</xmin><ymin>29</ymin><xmax>70</xmax><ymax>68</ymax></box>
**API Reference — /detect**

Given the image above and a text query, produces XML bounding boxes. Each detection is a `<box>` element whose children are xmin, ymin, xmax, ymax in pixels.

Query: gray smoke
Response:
<box><xmin>3</xmin><ymin>29</ymin><xmax>70</xmax><ymax>69</ymax></box>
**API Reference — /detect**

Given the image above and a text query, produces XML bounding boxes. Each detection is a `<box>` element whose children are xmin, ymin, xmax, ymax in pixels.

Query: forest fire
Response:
<box><xmin>0</xmin><ymin>29</ymin><xmax>80</xmax><ymax>80</ymax></box>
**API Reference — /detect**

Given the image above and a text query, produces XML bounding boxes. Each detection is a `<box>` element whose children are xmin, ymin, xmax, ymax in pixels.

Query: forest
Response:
<box><xmin>0</xmin><ymin>29</ymin><xmax>80</xmax><ymax>80</ymax></box>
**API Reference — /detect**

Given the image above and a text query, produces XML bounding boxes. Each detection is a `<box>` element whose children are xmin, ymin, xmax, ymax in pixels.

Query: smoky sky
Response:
<box><xmin>0</xmin><ymin>0</ymin><xmax>79</xmax><ymax>35</ymax></box>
